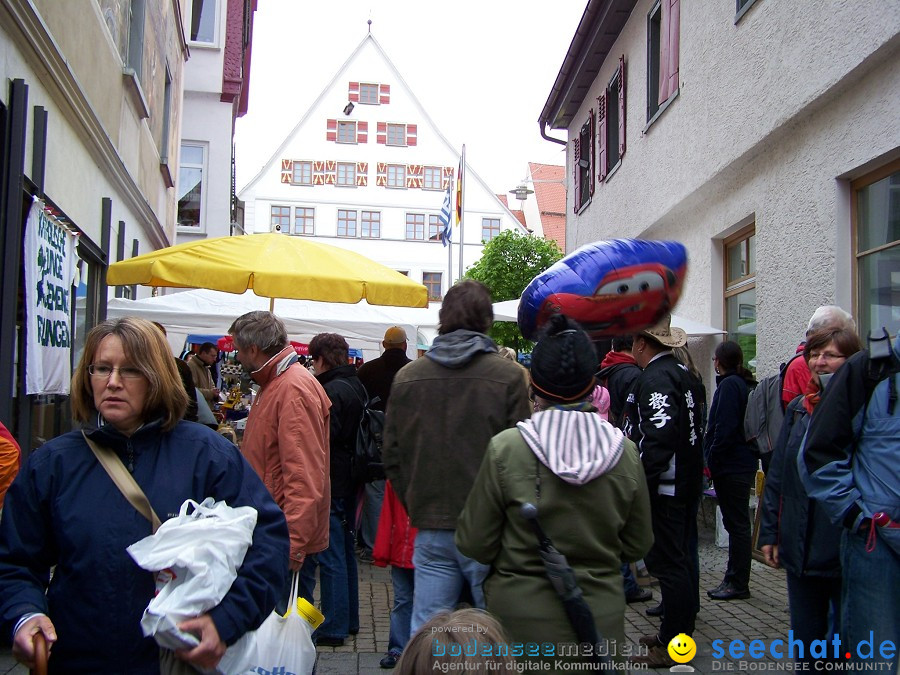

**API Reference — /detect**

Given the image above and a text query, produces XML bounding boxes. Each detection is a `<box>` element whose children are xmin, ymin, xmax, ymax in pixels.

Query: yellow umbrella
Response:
<box><xmin>107</xmin><ymin>233</ymin><xmax>428</xmax><ymax>310</ymax></box>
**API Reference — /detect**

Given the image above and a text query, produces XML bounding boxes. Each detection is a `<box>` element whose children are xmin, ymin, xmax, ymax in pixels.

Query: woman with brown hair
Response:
<box><xmin>758</xmin><ymin>327</ymin><xmax>861</xmax><ymax>667</ymax></box>
<box><xmin>0</xmin><ymin>317</ymin><xmax>289</xmax><ymax>673</ymax></box>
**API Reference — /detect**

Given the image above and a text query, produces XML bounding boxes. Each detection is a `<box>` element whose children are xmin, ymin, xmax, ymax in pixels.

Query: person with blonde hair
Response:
<box><xmin>396</xmin><ymin>608</ymin><xmax>517</xmax><ymax>674</ymax></box>
<box><xmin>0</xmin><ymin>317</ymin><xmax>289</xmax><ymax>672</ymax></box>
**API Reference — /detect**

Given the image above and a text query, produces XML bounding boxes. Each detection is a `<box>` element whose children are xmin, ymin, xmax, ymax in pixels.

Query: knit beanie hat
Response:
<box><xmin>530</xmin><ymin>315</ymin><xmax>598</xmax><ymax>404</ymax></box>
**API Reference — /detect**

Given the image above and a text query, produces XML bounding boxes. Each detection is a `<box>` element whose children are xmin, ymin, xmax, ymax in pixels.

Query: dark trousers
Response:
<box><xmin>644</xmin><ymin>494</ymin><xmax>700</xmax><ymax>643</ymax></box>
<box><xmin>714</xmin><ymin>472</ymin><xmax>754</xmax><ymax>590</ymax></box>
<box><xmin>786</xmin><ymin>572</ymin><xmax>841</xmax><ymax>665</ymax></box>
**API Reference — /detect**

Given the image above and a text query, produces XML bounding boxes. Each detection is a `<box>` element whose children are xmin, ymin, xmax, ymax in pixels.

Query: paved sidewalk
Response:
<box><xmin>0</xmin><ymin>519</ymin><xmax>795</xmax><ymax>674</ymax></box>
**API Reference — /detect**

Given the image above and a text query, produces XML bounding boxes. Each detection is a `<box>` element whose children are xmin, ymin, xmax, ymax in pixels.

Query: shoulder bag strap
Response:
<box><xmin>81</xmin><ymin>430</ymin><xmax>161</xmax><ymax>533</ymax></box>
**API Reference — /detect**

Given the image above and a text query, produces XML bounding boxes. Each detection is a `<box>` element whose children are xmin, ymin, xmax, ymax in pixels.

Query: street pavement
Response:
<box><xmin>0</xmin><ymin>511</ymin><xmax>804</xmax><ymax>674</ymax></box>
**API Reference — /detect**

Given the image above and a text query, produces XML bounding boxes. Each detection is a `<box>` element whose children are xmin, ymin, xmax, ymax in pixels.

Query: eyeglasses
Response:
<box><xmin>807</xmin><ymin>352</ymin><xmax>845</xmax><ymax>362</ymax></box>
<box><xmin>88</xmin><ymin>364</ymin><xmax>145</xmax><ymax>379</ymax></box>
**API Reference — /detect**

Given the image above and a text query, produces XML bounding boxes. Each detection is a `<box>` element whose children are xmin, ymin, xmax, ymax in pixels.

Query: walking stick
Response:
<box><xmin>30</xmin><ymin>632</ymin><xmax>48</xmax><ymax>675</ymax></box>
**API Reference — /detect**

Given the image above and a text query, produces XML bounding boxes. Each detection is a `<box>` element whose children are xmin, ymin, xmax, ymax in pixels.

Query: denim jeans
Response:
<box><xmin>840</xmin><ymin>529</ymin><xmax>900</xmax><ymax>666</ymax></box>
<box><xmin>357</xmin><ymin>480</ymin><xmax>385</xmax><ymax>551</ymax></box>
<box><xmin>644</xmin><ymin>494</ymin><xmax>700</xmax><ymax>643</ymax></box>
<box><xmin>410</xmin><ymin>529</ymin><xmax>490</xmax><ymax>634</ymax></box>
<box><xmin>786</xmin><ymin>571</ymin><xmax>841</xmax><ymax>665</ymax></box>
<box><xmin>621</xmin><ymin>563</ymin><xmax>640</xmax><ymax>597</ymax></box>
<box><xmin>714</xmin><ymin>472</ymin><xmax>754</xmax><ymax>590</ymax></box>
<box><xmin>388</xmin><ymin>567</ymin><xmax>415</xmax><ymax>655</ymax></box>
<box><xmin>299</xmin><ymin>496</ymin><xmax>359</xmax><ymax>639</ymax></box>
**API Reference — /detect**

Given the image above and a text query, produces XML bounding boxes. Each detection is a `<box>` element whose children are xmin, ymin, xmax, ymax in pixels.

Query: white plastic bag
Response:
<box><xmin>127</xmin><ymin>497</ymin><xmax>258</xmax><ymax>674</ymax></box>
<box><xmin>245</xmin><ymin>572</ymin><xmax>317</xmax><ymax>675</ymax></box>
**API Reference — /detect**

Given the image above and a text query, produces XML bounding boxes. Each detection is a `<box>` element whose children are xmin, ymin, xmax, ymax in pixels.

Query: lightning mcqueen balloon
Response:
<box><xmin>518</xmin><ymin>239</ymin><xmax>688</xmax><ymax>339</ymax></box>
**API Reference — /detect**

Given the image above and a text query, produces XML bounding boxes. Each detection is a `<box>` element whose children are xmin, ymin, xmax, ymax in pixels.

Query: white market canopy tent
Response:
<box><xmin>491</xmin><ymin>299</ymin><xmax>726</xmax><ymax>337</ymax></box>
<box><xmin>107</xmin><ymin>288</ymin><xmax>440</xmax><ymax>360</ymax></box>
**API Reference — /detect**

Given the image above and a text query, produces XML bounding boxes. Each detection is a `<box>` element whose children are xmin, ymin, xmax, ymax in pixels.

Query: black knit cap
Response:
<box><xmin>530</xmin><ymin>314</ymin><xmax>597</xmax><ymax>403</ymax></box>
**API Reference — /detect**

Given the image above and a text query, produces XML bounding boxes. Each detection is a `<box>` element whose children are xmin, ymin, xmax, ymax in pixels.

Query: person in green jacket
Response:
<box><xmin>456</xmin><ymin>314</ymin><xmax>654</xmax><ymax>669</ymax></box>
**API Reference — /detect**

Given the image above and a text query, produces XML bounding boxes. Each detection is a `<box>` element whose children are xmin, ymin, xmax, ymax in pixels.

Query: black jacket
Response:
<box><xmin>598</xmin><ymin>361</ymin><xmax>641</xmax><ymax>427</ymax></box>
<box><xmin>356</xmin><ymin>348</ymin><xmax>411</xmax><ymax>412</ymax></box>
<box><xmin>621</xmin><ymin>353</ymin><xmax>704</xmax><ymax>499</ymax></box>
<box><xmin>757</xmin><ymin>396</ymin><xmax>842</xmax><ymax>577</ymax></box>
<box><xmin>704</xmin><ymin>373</ymin><xmax>757</xmax><ymax>477</ymax></box>
<box><xmin>317</xmin><ymin>365</ymin><xmax>366</xmax><ymax>498</ymax></box>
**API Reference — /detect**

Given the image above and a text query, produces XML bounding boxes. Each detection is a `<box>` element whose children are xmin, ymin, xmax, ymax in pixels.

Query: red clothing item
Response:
<box><xmin>0</xmin><ymin>421</ymin><xmax>21</xmax><ymax>508</ymax></box>
<box><xmin>373</xmin><ymin>480</ymin><xmax>417</xmax><ymax>569</ymax></box>
<box><xmin>599</xmin><ymin>349</ymin><xmax>636</xmax><ymax>370</ymax></box>
<box><xmin>782</xmin><ymin>344</ymin><xmax>810</xmax><ymax>407</ymax></box>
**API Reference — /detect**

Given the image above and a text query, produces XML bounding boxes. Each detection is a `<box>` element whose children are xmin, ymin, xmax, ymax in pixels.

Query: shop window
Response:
<box><xmin>177</xmin><ymin>143</ymin><xmax>206</xmax><ymax>229</ymax></box>
<box><xmin>724</xmin><ymin>226</ymin><xmax>757</xmax><ymax>375</ymax></box>
<box><xmin>854</xmin><ymin>161</ymin><xmax>900</xmax><ymax>337</ymax></box>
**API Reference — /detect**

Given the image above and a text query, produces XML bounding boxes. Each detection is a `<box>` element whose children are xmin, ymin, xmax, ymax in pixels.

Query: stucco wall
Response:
<box><xmin>565</xmin><ymin>0</ymin><xmax>900</xmax><ymax>380</ymax></box>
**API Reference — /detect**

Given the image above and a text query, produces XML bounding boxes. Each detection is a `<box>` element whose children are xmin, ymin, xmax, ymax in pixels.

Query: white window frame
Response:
<box><xmin>187</xmin><ymin>0</ymin><xmax>220</xmax><ymax>46</ymax></box>
<box><xmin>177</xmin><ymin>142</ymin><xmax>208</xmax><ymax>231</ymax></box>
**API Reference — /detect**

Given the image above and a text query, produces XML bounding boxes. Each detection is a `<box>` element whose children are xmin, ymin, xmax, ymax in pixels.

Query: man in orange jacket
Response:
<box><xmin>0</xmin><ymin>422</ymin><xmax>21</xmax><ymax>516</ymax></box>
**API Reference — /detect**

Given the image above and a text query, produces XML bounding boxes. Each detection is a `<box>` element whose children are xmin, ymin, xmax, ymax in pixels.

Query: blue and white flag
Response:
<box><xmin>439</xmin><ymin>181</ymin><xmax>453</xmax><ymax>247</ymax></box>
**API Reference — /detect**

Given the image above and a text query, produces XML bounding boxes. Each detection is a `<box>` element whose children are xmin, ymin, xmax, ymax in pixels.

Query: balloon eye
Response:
<box><xmin>639</xmin><ymin>282</ymin><xmax>650</xmax><ymax>292</ymax></box>
<box><xmin>617</xmin><ymin>284</ymin><xmax>629</xmax><ymax>294</ymax></box>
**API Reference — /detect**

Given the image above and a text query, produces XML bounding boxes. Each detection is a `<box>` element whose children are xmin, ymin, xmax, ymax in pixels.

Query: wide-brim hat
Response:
<box><xmin>638</xmin><ymin>314</ymin><xmax>687</xmax><ymax>349</ymax></box>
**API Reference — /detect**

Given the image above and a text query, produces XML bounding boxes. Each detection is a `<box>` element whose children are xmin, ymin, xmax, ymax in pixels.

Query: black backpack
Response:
<box><xmin>337</xmin><ymin>380</ymin><xmax>386</xmax><ymax>484</ymax></box>
<box><xmin>744</xmin><ymin>353</ymin><xmax>803</xmax><ymax>460</ymax></box>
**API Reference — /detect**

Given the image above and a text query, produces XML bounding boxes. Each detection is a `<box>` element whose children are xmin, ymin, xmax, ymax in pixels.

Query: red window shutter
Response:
<box><xmin>589</xmin><ymin>109</ymin><xmax>596</xmax><ymax>196</ymax></box>
<box><xmin>618</xmin><ymin>56</ymin><xmax>626</xmax><ymax>158</ymax></box>
<box><xmin>348</xmin><ymin>81</ymin><xmax>359</xmax><ymax>103</ymax></box>
<box><xmin>407</xmin><ymin>124</ymin><xmax>417</xmax><ymax>146</ymax></box>
<box><xmin>376</xmin><ymin>122</ymin><xmax>387</xmax><ymax>145</ymax></box>
<box><xmin>572</xmin><ymin>137</ymin><xmax>581</xmax><ymax>213</ymax></box>
<box><xmin>379</xmin><ymin>84</ymin><xmax>391</xmax><ymax>104</ymax></box>
<box><xmin>597</xmin><ymin>96</ymin><xmax>607</xmax><ymax>183</ymax></box>
<box><xmin>280</xmin><ymin>159</ymin><xmax>293</xmax><ymax>183</ymax></box>
<box><xmin>326</xmin><ymin>119</ymin><xmax>337</xmax><ymax>142</ymax></box>
<box><xmin>358</xmin><ymin>121</ymin><xmax>368</xmax><ymax>143</ymax></box>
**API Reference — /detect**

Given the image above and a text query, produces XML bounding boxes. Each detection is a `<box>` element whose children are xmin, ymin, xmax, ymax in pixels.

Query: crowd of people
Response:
<box><xmin>0</xmin><ymin>286</ymin><xmax>896</xmax><ymax>673</ymax></box>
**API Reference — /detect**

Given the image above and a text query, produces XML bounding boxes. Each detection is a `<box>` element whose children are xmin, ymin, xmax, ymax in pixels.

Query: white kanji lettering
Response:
<box><xmin>685</xmin><ymin>391</ymin><xmax>695</xmax><ymax>409</ymax></box>
<box><xmin>647</xmin><ymin>391</ymin><xmax>671</xmax><ymax>429</ymax></box>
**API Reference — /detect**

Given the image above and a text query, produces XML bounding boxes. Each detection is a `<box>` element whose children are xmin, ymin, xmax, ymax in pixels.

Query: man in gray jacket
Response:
<box><xmin>383</xmin><ymin>280</ymin><xmax>531</xmax><ymax>633</ymax></box>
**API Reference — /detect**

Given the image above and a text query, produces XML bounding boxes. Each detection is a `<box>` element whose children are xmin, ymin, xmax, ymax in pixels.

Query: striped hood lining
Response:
<box><xmin>516</xmin><ymin>409</ymin><xmax>625</xmax><ymax>485</ymax></box>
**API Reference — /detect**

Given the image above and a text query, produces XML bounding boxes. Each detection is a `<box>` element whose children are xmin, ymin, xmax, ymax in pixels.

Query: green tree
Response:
<box><xmin>465</xmin><ymin>230</ymin><xmax>563</xmax><ymax>351</ymax></box>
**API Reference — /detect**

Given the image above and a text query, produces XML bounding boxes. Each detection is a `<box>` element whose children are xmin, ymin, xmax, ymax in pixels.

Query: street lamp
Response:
<box><xmin>508</xmin><ymin>183</ymin><xmax>534</xmax><ymax>201</ymax></box>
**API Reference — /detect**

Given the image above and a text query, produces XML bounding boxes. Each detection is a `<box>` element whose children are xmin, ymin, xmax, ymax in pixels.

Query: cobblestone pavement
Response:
<box><xmin>0</xmin><ymin>516</ymin><xmax>810</xmax><ymax>674</ymax></box>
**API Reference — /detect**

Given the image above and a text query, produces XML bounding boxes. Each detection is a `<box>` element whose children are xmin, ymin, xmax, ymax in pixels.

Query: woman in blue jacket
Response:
<box><xmin>704</xmin><ymin>340</ymin><xmax>757</xmax><ymax>600</ymax></box>
<box><xmin>0</xmin><ymin>317</ymin><xmax>290</xmax><ymax>673</ymax></box>
<box><xmin>758</xmin><ymin>327</ymin><xmax>860</xmax><ymax>665</ymax></box>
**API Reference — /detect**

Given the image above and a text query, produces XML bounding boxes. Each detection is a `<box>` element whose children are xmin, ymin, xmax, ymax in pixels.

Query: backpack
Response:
<box><xmin>336</xmin><ymin>380</ymin><xmax>386</xmax><ymax>484</ymax></box>
<box><xmin>744</xmin><ymin>353</ymin><xmax>803</xmax><ymax>460</ymax></box>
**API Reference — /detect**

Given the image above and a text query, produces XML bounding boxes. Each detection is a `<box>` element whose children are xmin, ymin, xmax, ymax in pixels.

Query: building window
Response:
<box><xmin>647</xmin><ymin>0</ymin><xmax>680</xmax><ymax>122</ymax></box>
<box><xmin>387</xmin><ymin>124</ymin><xmax>406</xmax><ymax>146</ymax></box>
<box><xmin>424</xmin><ymin>166</ymin><xmax>443</xmax><ymax>190</ymax></box>
<box><xmin>360</xmin><ymin>83</ymin><xmax>379</xmax><ymax>104</ymax></box>
<box><xmin>270</xmin><ymin>205</ymin><xmax>291</xmax><ymax>233</ymax></box>
<box><xmin>126</xmin><ymin>0</ymin><xmax>145</xmax><ymax>79</ymax></box>
<box><xmin>423</xmin><ymin>272</ymin><xmax>443</xmax><ymax>301</ymax></box>
<box><xmin>854</xmin><ymin>161</ymin><xmax>900</xmax><ymax>338</ymax></box>
<box><xmin>481</xmin><ymin>218</ymin><xmax>501</xmax><ymax>242</ymax></box>
<box><xmin>428</xmin><ymin>215</ymin><xmax>444</xmax><ymax>242</ymax></box>
<box><xmin>336</xmin><ymin>163</ymin><xmax>356</xmax><ymax>186</ymax></box>
<box><xmin>573</xmin><ymin>113</ymin><xmax>594</xmax><ymax>213</ymax></box>
<box><xmin>724</xmin><ymin>226</ymin><xmax>756</xmax><ymax>376</ymax></box>
<box><xmin>189</xmin><ymin>0</ymin><xmax>217</xmax><ymax>44</ymax></box>
<box><xmin>177</xmin><ymin>143</ymin><xmax>206</xmax><ymax>228</ymax></box>
<box><xmin>159</xmin><ymin>64</ymin><xmax>173</xmax><ymax>168</ymax></box>
<box><xmin>338</xmin><ymin>209</ymin><xmax>358</xmax><ymax>237</ymax></box>
<box><xmin>337</xmin><ymin>121</ymin><xmax>357</xmax><ymax>144</ymax></box>
<box><xmin>387</xmin><ymin>164</ymin><xmax>406</xmax><ymax>188</ymax></box>
<box><xmin>292</xmin><ymin>161</ymin><xmax>312</xmax><ymax>185</ymax></box>
<box><xmin>294</xmin><ymin>207</ymin><xmax>314</xmax><ymax>235</ymax></box>
<box><xmin>361</xmin><ymin>211</ymin><xmax>381</xmax><ymax>238</ymax></box>
<box><xmin>406</xmin><ymin>213</ymin><xmax>425</xmax><ymax>240</ymax></box>
<box><xmin>598</xmin><ymin>57</ymin><xmax>626</xmax><ymax>181</ymax></box>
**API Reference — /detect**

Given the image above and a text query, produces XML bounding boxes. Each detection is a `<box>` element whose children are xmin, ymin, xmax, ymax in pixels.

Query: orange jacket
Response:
<box><xmin>241</xmin><ymin>347</ymin><xmax>331</xmax><ymax>567</ymax></box>
<box><xmin>0</xmin><ymin>422</ymin><xmax>21</xmax><ymax>509</ymax></box>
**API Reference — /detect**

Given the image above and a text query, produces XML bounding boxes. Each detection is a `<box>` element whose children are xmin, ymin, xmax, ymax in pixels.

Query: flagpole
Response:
<box><xmin>447</xmin><ymin>176</ymin><xmax>454</xmax><ymax>287</ymax></box>
<box><xmin>457</xmin><ymin>144</ymin><xmax>466</xmax><ymax>281</ymax></box>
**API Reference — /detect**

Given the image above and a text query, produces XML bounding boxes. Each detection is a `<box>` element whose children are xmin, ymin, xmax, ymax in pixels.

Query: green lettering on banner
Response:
<box><xmin>36</xmin><ymin>316</ymin><xmax>71</xmax><ymax>348</ymax></box>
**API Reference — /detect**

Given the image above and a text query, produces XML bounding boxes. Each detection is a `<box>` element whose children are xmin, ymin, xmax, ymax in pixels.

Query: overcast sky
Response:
<box><xmin>234</xmin><ymin>0</ymin><xmax>586</xmax><ymax>195</ymax></box>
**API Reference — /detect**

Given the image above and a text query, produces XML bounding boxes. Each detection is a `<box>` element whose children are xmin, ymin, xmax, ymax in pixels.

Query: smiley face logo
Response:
<box><xmin>667</xmin><ymin>633</ymin><xmax>697</xmax><ymax>663</ymax></box>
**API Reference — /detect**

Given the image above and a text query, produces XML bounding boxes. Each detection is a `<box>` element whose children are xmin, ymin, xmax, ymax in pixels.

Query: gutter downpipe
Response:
<box><xmin>540</xmin><ymin>121</ymin><xmax>567</xmax><ymax>146</ymax></box>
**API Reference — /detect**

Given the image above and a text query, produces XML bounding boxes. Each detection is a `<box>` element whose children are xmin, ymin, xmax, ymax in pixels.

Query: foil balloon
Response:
<box><xmin>518</xmin><ymin>239</ymin><xmax>688</xmax><ymax>339</ymax></box>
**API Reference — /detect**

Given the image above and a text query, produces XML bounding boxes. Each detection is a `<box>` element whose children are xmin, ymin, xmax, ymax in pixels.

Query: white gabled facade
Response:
<box><xmin>238</xmin><ymin>33</ymin><xmax>527</xmax><ymax>304</ymax></box>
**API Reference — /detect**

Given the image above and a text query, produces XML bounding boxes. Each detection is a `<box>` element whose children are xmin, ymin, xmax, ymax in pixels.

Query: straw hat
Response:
<box><xmin>638</xmin><ymin>314</ymin><xmax>687</xmax><ymax>349</ymax></box>
<box><xmin>383</xmin><ymin>326</ymin><xmax>408</xmax><ymax>345</ymax></box>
